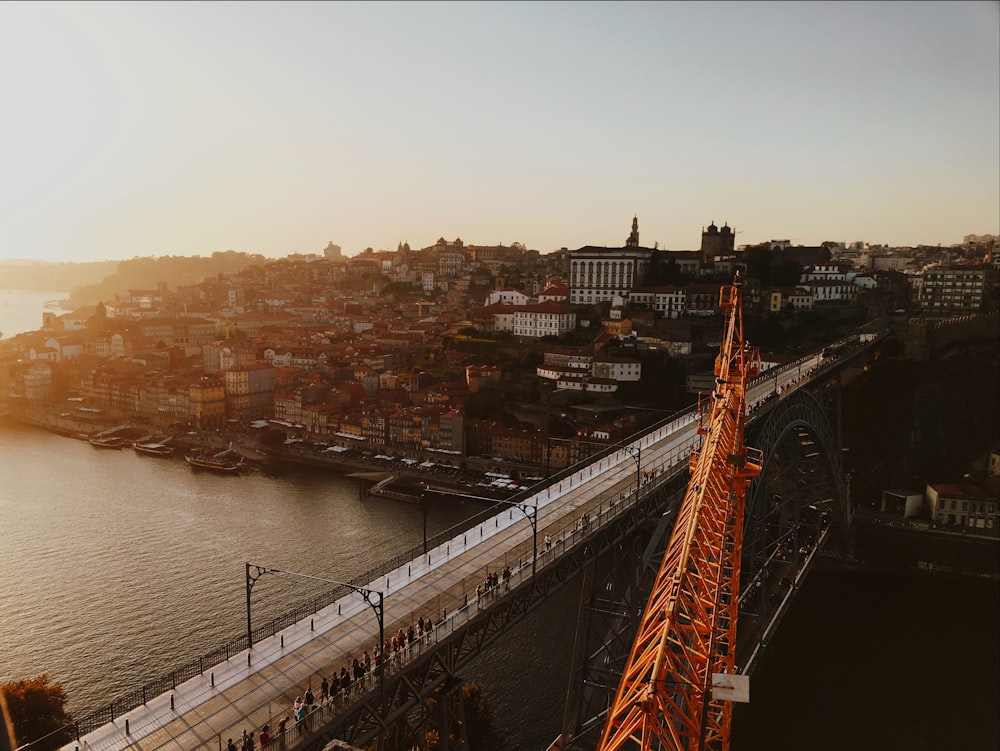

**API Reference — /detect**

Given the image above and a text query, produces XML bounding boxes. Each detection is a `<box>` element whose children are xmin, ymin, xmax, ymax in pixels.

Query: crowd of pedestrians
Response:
<box><xmin>475</xmin><ymin>565</ymin><xmax>513</xmax><ymax>604</ymax></box>
<box><xmin>230</xmin><ymin>614</ymin><xmax>438</xmax><ymax>748</ymax></box>
<box><xmin>221</xmin><ymin>470</ymin><xmax>639</xmax><ymax>748</ymax></box>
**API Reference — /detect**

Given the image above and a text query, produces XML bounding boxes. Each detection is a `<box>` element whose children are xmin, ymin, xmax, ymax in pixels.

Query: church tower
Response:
<box><xmin>625</xmin><ymin>215</ymin><xmax>640</xmax><ymax>248</ymax></box>
<box><xmin>700</xmin><ymin>221</ymin><xmax>735</xmax><ymax>265</ymax></box>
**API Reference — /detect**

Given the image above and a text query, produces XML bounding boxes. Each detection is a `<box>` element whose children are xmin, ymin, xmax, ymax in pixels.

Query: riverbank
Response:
<box><xmin>852</xmin><ymin>511</ymin><xmax>1000</xmax><ymax>579</ymax></box>
<box><xmin>0</xmin><ymin>402</ymin><xmax>524</xmax><ymax>503</ymax></box>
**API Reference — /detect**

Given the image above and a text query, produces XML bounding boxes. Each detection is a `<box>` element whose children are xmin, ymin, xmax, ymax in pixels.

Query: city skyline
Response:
<box><xmin>1</xmin><ymin>1</ymin><xmax>997</xmax><ymax>264</ymax></box>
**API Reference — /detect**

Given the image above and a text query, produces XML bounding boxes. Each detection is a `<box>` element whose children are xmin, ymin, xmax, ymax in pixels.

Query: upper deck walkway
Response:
<box><xmin>63</xmin><ymin>339</ymin><xmax>876</xmax><ymax>751</ymax></box>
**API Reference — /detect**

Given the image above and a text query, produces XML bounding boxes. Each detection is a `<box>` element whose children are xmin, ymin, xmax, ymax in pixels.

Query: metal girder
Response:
<box><xmin>597</xmin><ymin>277</ymin><xmax>761</xmax><ymax>751</ymax></box>
<box><xmin>735</xmin><ymin>389</ymin><xmax>847</xmax><ymax>675</ymax></box>
<box><xmin>298</xmin><ymin>478</ymin><xmax>683</xmax><ymax>751</ymax></box>
<box><xmin>559</xmin><ymin>487</ymin><xmax>687</xmax><ymax>751</ymax></box>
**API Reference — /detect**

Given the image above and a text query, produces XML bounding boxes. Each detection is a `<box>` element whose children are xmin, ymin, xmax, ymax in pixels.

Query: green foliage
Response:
<box><xmin>745</xmin><ymin>318</ymin><xmax>789</xmax><ymax>351</ymax></box>
<box><xmin>423</xmin><ymin>681</ymin><xmax>505</xmax><ymax>751</ymax></box>
<box><xmin>742</xmin><ymin>245</ymin><xmax>773</xmax><ymax>286</ymax></box>
<box><xmin>1</xmin><ymin>675</ymin><xmax>73</xmax><ymax>751</ymax></box>
<box><xmin>648</xmin><ymin>253</ymin><xmax>691</xmax><ymax>286</ymax></box>
<box><xmin>67</xmin><ymin>252</ymin><xmax>268</xmax><ymax>307</ymax></box>
<box><xmin>460</xmin><ymin>682</ymin><xmax>505</xmax><ymax>751</ymax></box>
<box><xmin>259</xmin><ymin>427</ymin><xmax>288</xmax><ymax>449</ymax></box>
<box><xmin>464</xmin><ymin>388</ymin><xmax>510</xmax><ymax>422</ymax></box>
<box><xmin>771</xmin><ymin>260</ymin><xmax>803</xmax><ymax>288</ymax></box>
<box><xmin>382</xmin><ymin>281</ymin><xmax>420</xmax><ymax>297</ymax></box>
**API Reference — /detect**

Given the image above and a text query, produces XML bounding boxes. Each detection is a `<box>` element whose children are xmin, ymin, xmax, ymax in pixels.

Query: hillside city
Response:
<box><xmin>0</xmin><ymin>218</ymin><xmax>997</xmax><ymax>487</ymax></box>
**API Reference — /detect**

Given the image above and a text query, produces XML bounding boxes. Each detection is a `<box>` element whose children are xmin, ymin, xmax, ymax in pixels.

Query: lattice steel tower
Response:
<box><xmin>597</xmin><ymin>274</ymin><xmax>762</xmax><ymax>751</ymax></box>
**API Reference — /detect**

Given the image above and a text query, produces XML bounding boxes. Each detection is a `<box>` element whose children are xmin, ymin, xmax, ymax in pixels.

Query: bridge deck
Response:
<box><xmin>64</xmin><ymin>342</ymin><xmax>869</xmax><ymax>751</ymax></box>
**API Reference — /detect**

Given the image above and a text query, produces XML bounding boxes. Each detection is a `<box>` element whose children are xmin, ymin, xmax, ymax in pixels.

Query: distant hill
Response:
<box><xmin>0</xmin><ymin>260</ymin><xmax>119</xmax><ymax>293</ymax></box>
<box><xmin>0</xmin><ymin>252</ymin><xmax>270</xmax><ymax>306</ymax></box>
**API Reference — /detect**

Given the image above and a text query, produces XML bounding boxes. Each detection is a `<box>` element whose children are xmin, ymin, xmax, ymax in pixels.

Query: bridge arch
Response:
<box><xmin>736</xmin><ymin>389</ymin><xmax>850</xmax><ymax>673</ymax></box>
<box><xmin>745</xmin><ymin>388</ymin><xmax>848</xmax><ymax>535</ymax></box>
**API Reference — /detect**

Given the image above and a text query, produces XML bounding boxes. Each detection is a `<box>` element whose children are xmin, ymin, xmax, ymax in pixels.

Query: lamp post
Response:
<box><xmin>420</xmin><ymin>486</ymin><xmax>495</xmax><ymax>555</ymax></box>
<box><xmin>492</xmin><ymin>497</ymin><xmax>539</xmax><ymax>577</ymax></box>
<box><xmin>421</xmin><ymin>488</ymin><xmax>539</xmax><ymax>577</ymax></box>
<box><xmin>245</xmin><ymin>563</ymin><xmax>385</xmax><ymax>693</ymax></box>
<box><xmin>621</xmin><ymin>444</ymin><xmax>642</xmax><ymax>493</ymax></box>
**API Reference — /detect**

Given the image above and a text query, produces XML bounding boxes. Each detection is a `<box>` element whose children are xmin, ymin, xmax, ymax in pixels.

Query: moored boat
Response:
<box><xmin>185</xmin><ymin>450</ymin><xmax>244</xmax><ymax>474</ymax></box>
<box><xmin>89</xmin><ymin>435</ymin><xmax>129</xmax><ymax>449</ymax></box>
<box><xmin>133</xmin><ymin>441</ymin><xmax>175</xmax><ymax>457</ymax></box>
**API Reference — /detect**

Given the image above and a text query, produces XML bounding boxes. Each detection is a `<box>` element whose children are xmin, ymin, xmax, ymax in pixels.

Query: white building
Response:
<box><xmin>569</xmin><ymin>217</ymin><xmax>654</xmax><ymax>305</ymax></box>
<box><xmin>513</xmin><ymin>302</ymin><xmax>577</xmax><ymax>339</ymax></box>
<box><xmin>800</xmin><ymin>279</ymin><xmax>859</xmax><ymax>304</ymax></box>
<box><xmin>926</xmin><ymin>482</ymin><xmax>998</xmax><ymax>530</ymax></box>
<box><xmin>592</xmin><ymin>356</ymin><xmax>642</xmax><ymax>382</ymax></box>
<box><xmin>485</xmin><ymin>288</ymin><xmax>530</xmax><ymax>306</ymax></box>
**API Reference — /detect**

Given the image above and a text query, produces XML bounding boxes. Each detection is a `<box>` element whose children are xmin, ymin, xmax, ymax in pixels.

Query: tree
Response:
<box><xmin>259</xmin><ymin>427</ymin><xmax>288</xmax><ymax>450</ymax></box>
<box><xmin>423</xmin><ymin>681</ymin><xmax>505</xmax><ymax>751</ymax></box>
<box><xmin>1</xmin><ymin>675</ymin><xmax>73</xmax><ymax>751</ymax></box>
<box><xmin>771</xmin><ymin>260</ymin><xmax>803</xmax><ymax>288</ymax></box>
<box><xmin>743</xmin><ymin>245</ymin><xmax>773</xmax><ymax>286</ymax></box>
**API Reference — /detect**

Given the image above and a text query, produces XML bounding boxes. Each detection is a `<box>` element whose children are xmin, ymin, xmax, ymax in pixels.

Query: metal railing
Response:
<box><xmin>64</xmin><ymin>413</ymin><xmax>691</xmax><ymax>741</ymax></box>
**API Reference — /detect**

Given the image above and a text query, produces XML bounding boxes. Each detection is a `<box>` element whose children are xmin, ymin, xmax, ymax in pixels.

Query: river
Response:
<box><xmin>0</xmin><ymin>288</ymin><xmax>71</xmax><ymax>340</ymax></box>
<box><xmin>0</xmin><ymin>419</ymin><xmax>491</xmax><ymax>718</ymax></box>
<box><xmin>1</xmin><ymin>290</ymin><xmax>997</xmax><ymax>750</ymax></box>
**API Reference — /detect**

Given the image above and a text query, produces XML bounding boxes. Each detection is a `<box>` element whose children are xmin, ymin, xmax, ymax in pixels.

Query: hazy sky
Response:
<box><xmin>1</xmin><ymin>1</ymin><xmax>997</xmax><ymax>263</ymax></box>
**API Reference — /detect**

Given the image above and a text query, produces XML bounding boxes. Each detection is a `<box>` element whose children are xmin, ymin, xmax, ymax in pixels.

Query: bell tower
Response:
<box><xmin>625</xmin><ymin>215</ymin><xmax>640</xmax><ymax>248</ymax></box>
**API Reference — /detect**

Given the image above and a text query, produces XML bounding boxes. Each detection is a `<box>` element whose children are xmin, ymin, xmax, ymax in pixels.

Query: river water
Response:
<box><xmin>1</xmin><ymin>290</ymin><xmax>998</xmax><ymax>750</ymax></box>
<box><xmin>0</xmin><ymin>419</ymin><xmax>490</xmax><ymax>717</ymax></box>
<box><xmin>0</xmin><ymin>288</ymin><xmax>70</xmax><ymax>339</ymax></box>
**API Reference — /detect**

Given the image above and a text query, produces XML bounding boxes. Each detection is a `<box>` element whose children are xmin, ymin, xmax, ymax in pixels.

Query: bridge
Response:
<box><xmin>58</xmin><ymin>332</ymin><xmax>881</xmax><ymax>751</ymax></box>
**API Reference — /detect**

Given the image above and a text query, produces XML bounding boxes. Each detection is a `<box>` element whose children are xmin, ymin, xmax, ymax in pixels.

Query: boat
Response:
<box><xmin>133</xmin><ymin>441</ymin><xmax>175</xmax><ymax>457</ymax></box>
<box><xmin>185</xmin><ymin>449</ymin><xmax>244</xmax><ymax>474</ymax></box>
<box><xmin>89</xmin><ymin>435</ymin><xmax>129</xmax><ymax>449</ymax></box>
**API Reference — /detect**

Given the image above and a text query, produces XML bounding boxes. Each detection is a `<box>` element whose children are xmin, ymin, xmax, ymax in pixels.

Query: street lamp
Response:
<box><xmin>244</xmin><ymin>563</ymin><xmax>385</xmax><ymax>691</ymax></box>
<box><xmin>492</xmin><ymin>497</ymin><xmax>539</xmax><ymax>577</ymax></box>
<box><xmin>420</xmin><ymin>489</ymin><xmax>539</xmax><ymax>577</ymax></box>
<box><xmin>621</xmin><ymin>444</ymin><xmax>641</xmax><ymax>493</ymax></box>
<box><xmin>420</xmin><ymin>486</ymin><xmax>496</xmax><ymax>555</ymax></box>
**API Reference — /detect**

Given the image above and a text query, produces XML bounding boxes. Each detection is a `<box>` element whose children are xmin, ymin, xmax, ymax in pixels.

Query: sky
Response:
<box><xmin>0</xmin><ymin>1</ymin><xmax>997</xmax><ymax>264</ymax></box>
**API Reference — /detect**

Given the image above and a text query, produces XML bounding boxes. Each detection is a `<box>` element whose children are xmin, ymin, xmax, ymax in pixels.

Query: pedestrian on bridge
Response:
<box><xmin>295</xmin><ymin>702</ymin><xmax>308</xmax><ymax>735</ymax></box>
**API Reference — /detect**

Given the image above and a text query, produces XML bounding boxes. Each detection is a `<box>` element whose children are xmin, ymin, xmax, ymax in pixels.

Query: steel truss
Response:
<box><xmin>734</xmin><ymin>389</ymin><xmax>850</xmax><ymax>674</ymax></box>
<box><xmin>297</xmin><ymin>477</ymin><xmax>685</xmax><ymax>751</ymax></box>
<box><xmin>559</xmin><ymin>485</ymin><xmax>688</xmax><ymax>751</ymax></box>
<box><xmin>597</xmin><ymin>277</ymin><xmax>762</xmax><ymax>751</ymax></box>
<box><xmin>561</xmin><ymin>390</ymin><xmax>854</xmax><ymax>750</ymax></box>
